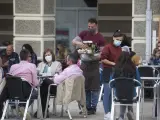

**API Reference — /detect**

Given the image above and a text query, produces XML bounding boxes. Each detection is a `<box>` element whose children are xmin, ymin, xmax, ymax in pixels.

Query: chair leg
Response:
<box><xmin>136</xmin><ymin>102</ymin><xmax>140</xmax><ymax>120</ymax></box>
<box><xmin>52</xmin><ymin>97</ymin><xmax>56</xmax><ymax>115</ymax></box>
<box><xmin>23</xmin><ymin>99</ymin><xmax>30</xmax><ymax>120</ymax></box>
<box><xmin>44</xmin><ymin>92</ymin><xmax>50</xmax><ymax>118</ymax></box>
<box><xmin>98</xmin><ymin>84</ymin><xmax>104</xmax><ymax>102</ymax></box>
<box><xmin>110</xmin><ymin>102</ymin><xmax>115</xmax><ymax>120</ymax></box>
<box><xmin>60</xmin><ymin>105</ymin><xmax>64</xmax><ymax>117</ymax></box>
<box><xmin>1</xmin><ymin>100</ymin><xmax>9</xmax><ymax>120</ymax></box>
<box><xmin>30</xmin><ymin>101</ymin><xmax>34</xmax><ymax>116</ymax></box>
<box><xmin>78</xmin><ymin>101</ymin><xmax>82</xmax><ymax>114</ymax></box>
<box><xmin>67</xmin><ymin>109</ymin><xmax>72</xmax><ymax>120</ymax></box>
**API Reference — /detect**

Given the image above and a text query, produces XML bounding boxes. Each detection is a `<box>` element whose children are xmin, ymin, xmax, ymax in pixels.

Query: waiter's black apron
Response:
<box><xmin>80</xmin><ymin>54</ymin><xmax>100</xmax><ymax>90</ymax></box>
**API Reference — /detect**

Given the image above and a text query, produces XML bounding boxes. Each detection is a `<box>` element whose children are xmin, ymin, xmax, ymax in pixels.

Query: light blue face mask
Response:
<box><xmin>113</xmin><ymin>39</ymin><xmax>122</xmax><ymax>47</ymax></box>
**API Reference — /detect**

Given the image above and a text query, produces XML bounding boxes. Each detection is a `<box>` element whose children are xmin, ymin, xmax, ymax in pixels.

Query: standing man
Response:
<box><xmin>0</xmin><ymin>44</ymin><xmax>19</xmax><ymax>76</ymax></box>
<box><xmin>72</xmin><ymin>18</ymin><xmax>105</xmax><ymax>115</ymax></box>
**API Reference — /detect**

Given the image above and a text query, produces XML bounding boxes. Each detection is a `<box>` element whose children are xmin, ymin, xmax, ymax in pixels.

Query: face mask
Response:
<box><xmin>88</xmin><ymin>28</ymin><xmax>96</xmax><ymax>33</ymax></box>
<box><xmin>113</xmin><ymin>39</ymin><xmax>122</xmax><ymax>47</ymax></box>
<box><xmin>45</xmin><ymin>55</ymin><xmax>52</xmax><ymax>62</ymax></box>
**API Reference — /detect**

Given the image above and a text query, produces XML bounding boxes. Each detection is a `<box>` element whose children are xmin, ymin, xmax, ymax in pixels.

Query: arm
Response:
<box><xmin>136</xmin><ymin>68</ymin><xmax>141</xmax><ymax>83</ymax></box>
<box><xmin>54</xmin><ymin>69</ymin><xmax>67</xmax><ymax>85</ymax></box>
<box><xmin>101</xmin><ymin>59</ymin><xmax>115</xmax><ymax>66</ymax></box>
<box><xmin>101</xmin><ymin>46</ymin><xmax>115</xmax><ymax>66</ymax></box>
<box><xmin>72</xmin><ymin>31</ymin><xmax>88</xmax><ymax>49</ymax></box>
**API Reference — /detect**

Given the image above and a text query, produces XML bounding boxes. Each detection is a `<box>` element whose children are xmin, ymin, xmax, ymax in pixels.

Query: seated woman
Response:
<box><xmin>22</xmin><ymin>44</ymin><xmax>38</xmax><ymax>66</ymax></box>
<box><xmin>37</xmin><ymin>49</ymin><xmax>62</xmax><ymax>117</ymax></box>
<box><xmin>110</xmin><ymin>51</ymin><xmax>141</xmax><ymax>120</ymax></box>
<box><xmin>150</xmin><ymin>41</ymin><xmax>160</xmax><ymax>65</ymax></box>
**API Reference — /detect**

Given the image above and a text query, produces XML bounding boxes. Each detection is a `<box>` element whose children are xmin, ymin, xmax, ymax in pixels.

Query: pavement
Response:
<box><xmin>6</xmin><ymin>100</ymin><xmax>156</xmax><ymax>120</ymax></box>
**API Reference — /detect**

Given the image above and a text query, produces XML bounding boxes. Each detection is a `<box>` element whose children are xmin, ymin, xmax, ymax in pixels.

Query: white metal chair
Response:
<box><xmin>56</xmin><ymin>75</ymin><xmax>87</xmax><ymax>120</ymax></box>
<box><xmin>1</xmin><ymin>76</ymin><xmax>34</xmax><ymax>120</ymax></box>
<box><xmin>109</xmin><ymin>78</ymin><xmax>142</xmax><ymax>120</ymax></box>
<box><xmin>98</xmin><ymin>68</ymin><xmax>103</xmax><ymax>102</ymax></box>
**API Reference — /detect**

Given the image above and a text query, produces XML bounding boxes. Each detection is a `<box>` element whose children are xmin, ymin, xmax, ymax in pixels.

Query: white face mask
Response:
<box><xmin>45</xmin><ymin>55</ymin><xmax>52</xmax><ymax>62</ymax></box>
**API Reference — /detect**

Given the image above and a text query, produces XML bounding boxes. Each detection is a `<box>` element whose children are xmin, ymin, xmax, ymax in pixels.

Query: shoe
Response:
<box><xmin>104</xmin><ymin>112</ymin><xmax>111</xmax><ymax>120</ymax></box>
<box><xmin>127</xmin><ymin>111</ymin><xmax>134</xmax><ymax>120</ymax></box>
<box><xmin>18</xmin><ymin>107</ymin><xmax>31</xmax><ymax>120</ymax></box>
<box><xmin>34</xmin><ymin>111</ymin><xmax>49</xmax><ymax>118</ymax></box>
<box><xmin>116</xmin><ymin>117</ymin><xmax>124</xmax><ymax>120</ymax></box>
<box><xmin>87</xmin><ymin>108</ymin><xmax>96</xmax><ymax>115</ymax></box>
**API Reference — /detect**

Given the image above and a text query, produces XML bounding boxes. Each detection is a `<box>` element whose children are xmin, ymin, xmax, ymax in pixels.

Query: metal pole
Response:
<box><xmin>145</xmin><ymin>0</ymin><xmax>152</xmax><ymax>62</ymax></box>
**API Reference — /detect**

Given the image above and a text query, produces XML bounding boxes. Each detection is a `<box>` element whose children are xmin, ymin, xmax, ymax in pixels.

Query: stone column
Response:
<box><xmin>132</xmin><ymin>0</ymin><xmax>160</xmax><ymax>60</ymax></box>
<box><xmin>13</xmin><ymin>0</ymin><xmax>56</xmax><ymax>59</ymax></box>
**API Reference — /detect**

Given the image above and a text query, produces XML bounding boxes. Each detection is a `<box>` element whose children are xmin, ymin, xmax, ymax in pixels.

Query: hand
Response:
<box><xmin>112</xmin><ymin>62</ymin><xmax>116</xmax><ymax>66</ymax></box>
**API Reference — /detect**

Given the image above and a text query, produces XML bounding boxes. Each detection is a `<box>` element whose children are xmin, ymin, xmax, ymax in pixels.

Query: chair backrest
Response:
<box><xmin>62</xmin><ymin>75</ymin><xmax>85</xmax><ymax>104</ymax></box>
<box><xmin>138</xmin><ymin>66</ymin><xmax>155</xmax><ymax>77</ymax></box>
<box><xmin>113</xmin><ymin>77</ymin><xmax>135</xmax><ymax>102</ymax></box>
<box><xmin>6</xmin><ymin>76</ymin><xmax>31</xmax><ymax>100</ymax></box>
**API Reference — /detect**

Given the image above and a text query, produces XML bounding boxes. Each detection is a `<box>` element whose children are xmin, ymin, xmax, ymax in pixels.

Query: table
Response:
<box><xmin>141</xmin><ymin>77</ymin><xmax>160</xmax><ymax>120</ymax></box>
<box><xmin>37</xmin><ymin>75</ymin><xmax>54</xmax><ymax>119</ymax></box>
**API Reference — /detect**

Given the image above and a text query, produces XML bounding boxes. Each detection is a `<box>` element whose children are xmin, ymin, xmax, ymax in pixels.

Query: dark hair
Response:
<box><xmin>113</xmin><ymin>51</ymin><xmax>136</xmax><ymax>78</ymax></box>
<box><xmin>113</xmin><ymin>30</ymin><xmax>123</xmax><ymax>37</ymax></box>
<box><xmin>43</xmin><ymin>49</ymin><xmax>55</xmax><ymax>63</ymax></box>
<box><xmin>20</xmin><ymin>49</ymin><xmax>30</xmax><ymax>61</ymax></box>
<box><xmin>72</xmin><ymin>48</ymin><xmax>80</xmax><ymax>59</ymax></box>
<box><xmin>121</xmin><ymin>34</ymin><xmax>131</xmax><ymax>47</ymax></box>
<box><xmin>68</xmin><ymin>53</ymin><xmax>78</xmax><ymax>64</ymax></box>
<box><xmin>88</xmin><ymin>18</ymin><xmax>97</xmax><ymax>24</ymax></box>
<box><xmin>22</xmin><ymin>44</ymin><xmax>34</xmax><ymax>54</ymax></box>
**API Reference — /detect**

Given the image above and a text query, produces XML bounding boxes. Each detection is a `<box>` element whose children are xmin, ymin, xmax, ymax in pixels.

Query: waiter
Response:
<box><xmin>72</xmin><ymin>18</ymin><xmax>105</xmax><ymax>115</ymax></box>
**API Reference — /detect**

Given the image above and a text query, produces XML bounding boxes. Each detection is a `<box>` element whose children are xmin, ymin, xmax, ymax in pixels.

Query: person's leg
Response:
<box><xmin>103</xmin><ymin>83</ymin><xmax>111</xmax><ymax>114</ymax></box>
<box><xmin>85</xmin><ymin>90</ymin><xmax>91</xmax><ymax>111</ymax></box>
<box><xmin>128</xmin><ymin>106</ymin><xmax>133</xmax><ymax>112</ymax></box>
<box><xmin>119</xmin><ymin>105</ymin><xmax>126</xmax><ymax>119</ymax></box>
<box><xmin>40</xmin><ymin>79</ymin><xmax>54</xmax><ymax>114</ymax></box>
<box><xmin>127</xmin><ymin>106</ymin><xmax>134</xmax><ymax>120</ymax></box>
<box><xmin>91</xmin><ymin>90</ymin><xmax>99</xmax><ymax>112</ymax></box>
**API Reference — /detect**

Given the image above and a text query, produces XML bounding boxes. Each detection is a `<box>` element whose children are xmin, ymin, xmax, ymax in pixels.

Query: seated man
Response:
<box><xmin>54</xmin><ymin>53</ymin><xmax>83</xmax><ymax>84</ymax></box>
<box><xmin>1</xmin><ymin>44</ymin><xmax>20</xmax><ymax>76</ymax></box>
<box><xmin>0</xmin><ymin>49</ymin><xmax>39</xmax><ymax>119</ymax></box>
<box><xmin>39</xmin><ymin>53</ymin><xmax>83</xmax><ymax>117</ymax></box>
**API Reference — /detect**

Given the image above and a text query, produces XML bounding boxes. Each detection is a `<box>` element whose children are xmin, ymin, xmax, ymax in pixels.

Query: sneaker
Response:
<box><xmin>18</xmin><ymin>107</ymin><xmax>31</xmax><ymax>120</ymax></box>
<box><xmin>127</xmin><ymin>111</ymin><xmax>134</xmax><ymax>120</ymax></box>
<box><xmin>104</xmin><ymin>112</ymin><xmax>111</xmax><ymax>120</ymax></box>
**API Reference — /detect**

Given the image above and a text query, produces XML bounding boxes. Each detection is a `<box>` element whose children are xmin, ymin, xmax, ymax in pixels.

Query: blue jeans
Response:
<box><xmin>86</xmin><ymin>90</ymin><xmax>99</xmax><ymax>110</ymax></box>
<box><xmin>103</xmin><ymin>83</ymin><xmax>112</xmax><ymax>114</ymax></box>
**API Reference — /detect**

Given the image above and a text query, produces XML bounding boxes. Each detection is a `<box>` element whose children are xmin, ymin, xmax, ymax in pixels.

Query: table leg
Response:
<box><xmin>37</xmin><ymin>87</ymin><xmax>43</xmax><ymax>119</ymax></box>
<box><xmin>157</xmin><ymin>84</ymin><xmax>160</xmax><ymax>120</ymax></box>
<box><xmin>141</xmin><ymin>81</ymin><xmax>144</xmax><ymax>120</ymax></box>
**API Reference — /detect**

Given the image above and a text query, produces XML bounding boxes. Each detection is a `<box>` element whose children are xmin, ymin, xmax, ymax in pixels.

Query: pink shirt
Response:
<box><xmin>9</xmin><ymin>61</ymin><xmax>39</xmax><ymax>87</ymax></box>
<box><xmin>54</xmin><ymin>64</ymin><xmax>83</xmax><ymax>85</ymax></box>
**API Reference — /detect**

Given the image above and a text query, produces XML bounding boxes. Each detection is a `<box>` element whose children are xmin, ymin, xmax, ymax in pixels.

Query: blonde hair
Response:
<box><xmin>131</xmin><ymin>55</ymin><xmax>141</xmax><ymax>66</ymax></box>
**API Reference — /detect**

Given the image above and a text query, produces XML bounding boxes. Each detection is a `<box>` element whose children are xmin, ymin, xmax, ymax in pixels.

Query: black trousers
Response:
<box><xmin>40</xmin><ymin>79</ymin><xmax>57</xmax><ymax>114</ymax></box>
<box><xmin>0</xmin><ymin>82</ymin><xmax>37</xmax><ymax>117</ymax></box>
